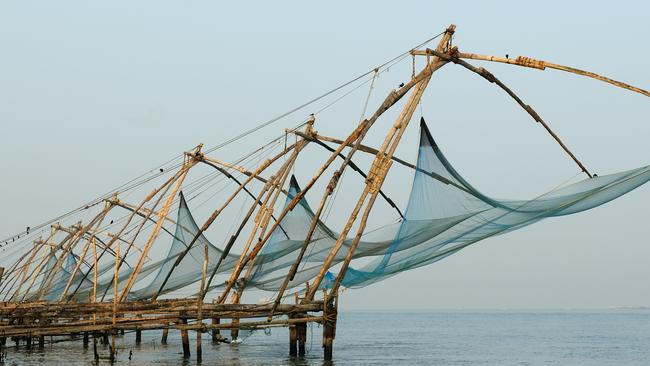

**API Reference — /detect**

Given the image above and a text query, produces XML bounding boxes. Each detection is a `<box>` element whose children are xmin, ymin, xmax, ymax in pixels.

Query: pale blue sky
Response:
<box><xmin>1</xmin><ymin>1</ymin><xmax>648</xmax><ymax>309</ymax></box>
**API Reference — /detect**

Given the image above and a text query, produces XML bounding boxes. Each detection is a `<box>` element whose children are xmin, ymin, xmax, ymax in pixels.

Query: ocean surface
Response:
<box><xmin>3</xmin><ymin>310</ymin><xmax>649</xmax><ymax>365</ymax></box>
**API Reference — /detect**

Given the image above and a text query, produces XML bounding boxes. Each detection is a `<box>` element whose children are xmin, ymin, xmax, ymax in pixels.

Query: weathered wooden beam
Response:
<box><xmin>308</xmin><ymin>24</ymin><xmax>456</xmax><ymax>299</ymax></box>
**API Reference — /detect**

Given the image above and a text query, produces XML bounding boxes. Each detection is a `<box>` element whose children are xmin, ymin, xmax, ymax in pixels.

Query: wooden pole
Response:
<box><xmin>289</xmin><ymin>323</ymin><xmax>297</xmax><ymax>356</ymax></box>
<box><xmin>196</xmin><ymin>243</ymin><xmax>208</xmax><ymax>362</ymax></box>
<box><xmin>180</xmin><ymin>317</ymin><xmax>190</xmax><ymax>358</ymax></box>
<box><xmin>110</xmin><ymin>241</ymin><xmax>119</xmax><ymax>362</ymax></box>
<box><xmin>135</xmin><ymin>316</ymin><xmax>142</xmax><ymax>344</ymax></box>
<box><xmin>297</xmin><ymin>320</ymin><xmax>306</xmax><ymax>356</ymax></box>
<box><xmin>153</xmin><ymin>142</ymin><xmax>298</xmax><ymax>301</ymax></box>
<box><xmin>161</xmin><ymin>326</ymin><xmax>169</xmax><ymax>344</ymax></box>
<box><xmin>306</xmin><ymin>25</ymin><xmax>456</xmax><ymax>300</ymax></box>
<box><xmin>216</xmin><ymin>138</ymin><xmax>309</xmax><ymax>303</ymax></box>
<box><xmin>119</xmin><ymin>153</ymin><xmax>198</xmax><ymax>301</ymax></box>
<box><xmin>228</xmin><ymin>139</ymin><xmax>306</xmax><ymax>301</ymax></box>
<box><xmin>425</xmin><ymin>48</ymin><xmax>593</xmax><ymax>178</ymax></box>
<box><xmin>97</xmin><ymin>167</ymin><xmax>188</xmax><ymax>301</ymax></box>
<box><xmin>322</xmin><ymin>292</ymin><xmax>337</xmax><ymax>361</ymax></box>
<box><xmin>441</xmin><ymin>51</ymin><xmax>650</xmax><ymax>98</ymax></box>
<box><xmin>39</xmin><ymin>204</ymin><xmax>112</xmax><ymax>300</ymax></box>
<box><xmin>211</xmin><ymin>318</ymin><xmax>220</xmax><ymax>342</ymax></box>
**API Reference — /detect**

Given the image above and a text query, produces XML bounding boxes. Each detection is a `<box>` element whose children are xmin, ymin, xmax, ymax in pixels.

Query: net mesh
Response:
<box><xmin>35</xmin><ymin>119</ymin><xmax>650</xmax><ymax>300</ymax></box>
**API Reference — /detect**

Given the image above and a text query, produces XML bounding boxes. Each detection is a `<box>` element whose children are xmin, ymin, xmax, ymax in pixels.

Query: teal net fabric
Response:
<box><xmin>86</xmin><ymin>119</ymin><xmax>650</xmax><ymax>300</ymax></box>
<box><xmin>130</xmin><ymin>192</ymin><xmax>241</xmax><ymax>299</ymax></box>
<box><xmin>336</xmin><ymin>120</ymin><xmax>650</xmax><ymax>288</ymax></box>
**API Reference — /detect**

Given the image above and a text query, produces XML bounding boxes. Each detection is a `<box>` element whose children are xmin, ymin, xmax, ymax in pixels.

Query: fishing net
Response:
<box><xmin>109</xmin><ymin>119</ymin><xmax>650</xmax><ymax>299</ymax></box>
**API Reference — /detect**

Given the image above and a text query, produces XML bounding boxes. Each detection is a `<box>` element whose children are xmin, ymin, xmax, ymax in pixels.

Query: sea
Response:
<box><xmin>3</xmin><ymin>310</ymin><xmax>649</xmax><ymax>365</ymax></box>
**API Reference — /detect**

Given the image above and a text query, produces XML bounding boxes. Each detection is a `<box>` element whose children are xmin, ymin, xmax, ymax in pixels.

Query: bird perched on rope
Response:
<box><xmin>398</xmin><ymin>82</ymin><xmax>405</xmax><ymax>88</ymax></box>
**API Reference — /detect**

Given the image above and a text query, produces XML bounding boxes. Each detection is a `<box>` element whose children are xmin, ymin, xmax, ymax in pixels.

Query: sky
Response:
<box><xmin>0</xmin><ymin>1</ymin><xmax>648</xmax><ymax>310</ymax></box>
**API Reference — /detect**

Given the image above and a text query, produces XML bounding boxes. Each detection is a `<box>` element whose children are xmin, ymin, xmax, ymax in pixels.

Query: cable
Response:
<box><xmin>1</xmin><ymin>30</ymin><xmax>445</xmax><ymax>249</ymax></box>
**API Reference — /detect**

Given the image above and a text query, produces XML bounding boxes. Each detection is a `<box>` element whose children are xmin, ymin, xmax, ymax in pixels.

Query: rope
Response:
<box><xmin>0</xmin><ymin>29</ymin><xmax>446</xmax><ymax>256</ymax></box>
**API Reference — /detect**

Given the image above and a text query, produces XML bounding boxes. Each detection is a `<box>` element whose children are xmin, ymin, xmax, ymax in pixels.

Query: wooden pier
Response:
<box><xmin>0</xmin><ymin>297</ymin><xmax>336</xmax><ymax>360</ymax></box>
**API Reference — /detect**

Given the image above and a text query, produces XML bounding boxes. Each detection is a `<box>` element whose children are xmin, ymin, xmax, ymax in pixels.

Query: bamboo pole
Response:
<box><xmin>59</xmin><ymin>202</ymin><xmax>114</xmax><ymax>301</ymax></box>
<box><xmin>200</xmin><ymin>155</ymin><xmax>284</xmax><ymax>191</ymax></box>
<box><xmin>221</xmin><ymin>27</ymin><xmax>456</xmax><ymax>311</ymax></box>
<box><xmin>104</xmin><ymin>165</ymin><xmax>191</xmax><ymax>301</ymax></box>
<box><xmin>92</xmin><ymin>237</ymin><xmax>97</xmax><ymax>325</ymax></box>
<box><xmin>152</xmin><ymin>141</ymin><xmax>298</xmax><ymax>300</ymax></box>
<box><xmin>289</xmin><ymin>131</ymin><xmax>405</xmax><ymax>218</ymax></box>
<box><xmin>225</xmin><ymin>135</ymin><xmax>307</xmax><ymax>302</ymax></box>
<box><xmin>16</xmin><ymin>227</ymin><xmax>77</xmax><ymax>301</ymax></box>
<box><xmin>440</xmin><ymin>51</ymin><xmax>650</xmax><ymax>98</ymax></box>
<box><xmin>39</xmin><ymin>202</ymin><xmax>114</xmax><ymax>300</ymax></box>
<box><xmin>58</xmin><ymin>234</ymin><xmax>94</xmax><ymax>302</ymax></box>
<box><xmin>10</xmin><ymin>239</ymin><xmax>45</xmax><ymax>300</ymax></box>
<box><xmin>95</xmin><ymin>165</ymin><xmax>191</xmax><ymax>301</ymax></box>
<box><xmin>306</xmin><ymin>25</ymin><xmax>456</xmax><ymax>300</ymax></box>
<box><xmin>119</xmin><ymin>151</ymin><xmax>199</xmax><ymax>301</ymax></box>
<box><xmin>197</xmin><ymin>243</ymin><xmax>208</xmax><ymax>362</ymax></box>
<box><xmin>111</xmin><ymin>242</ymin><xmax>119</xmax><ymax>362</ymax></box>
<box><xmin>426</xmin><ymin>48</ymin><xmax>593</xmax><ymax>178</ymax></box>
<box><xmin>292</xmin><ymin>130</ymin><xmax>475</xmax><ymax>194</ymax></box>
<box><xmin>14</xmin><ymin>237</ymin><xmax>64</xmax><ymax>302</ymax></box>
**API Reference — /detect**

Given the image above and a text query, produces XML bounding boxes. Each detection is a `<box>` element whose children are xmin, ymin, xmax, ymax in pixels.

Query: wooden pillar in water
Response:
<box><xmin>289</xmin><ymin>323</ymin><xmax>297</xmax><ymax>356</ymax></box>
<box><xmin>161</xmin><ymin>326</ymin><xmax>169</xmax><ymax>345</ymax></box>
<box><xmin>180</xmin><ymin>317</ymin><xmax>190</xmax><ymax>358</ymax></box>
<box><xmin>83</xmin><ymin>332</ymin><xmax>89</xmax><ymax>348</ymax></box>
<box><xmin>135</xmin><ymin>313</ymin><xmax>143</xmax><ymax>344</ymax></box>
<box><xmin>93</xmin><ymin>333</ymin><xmax>99</xmax><ymax>361</ymax></box>
<box><xmin>39</xmin><ymin>335</ymin><xmax>45</xmax><ymax>349</ymax></box>
<box><xmin>196</xmin><ymin>243</ymin><xmax>207</xmax><ymax>363</ymax></box>
<box><xmin>211</xmin><ymin>318</ymin><xmax>220</xmax><ymax>342</ymax></box>
<box><xmin>25</xmin><ymin>335</ymin><xmax>32</xmax><ymax>350</ymax></box>
<box><xmin>196</xmin><ymin>330</ymin><xmax>202</xmax><ymax>363</ymax></box>
<box><xmin>297</xmin><ymin>320</ymin><xmax>307</xmax><ymax>356</ymax></box>
<box><xmin>323</xmin><ymin>293</ymin><xmax>337</xmax><ymax>361</ymax></box>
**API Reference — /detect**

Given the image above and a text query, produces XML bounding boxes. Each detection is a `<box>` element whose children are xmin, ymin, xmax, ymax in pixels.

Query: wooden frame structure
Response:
<box><xmin>1</xmin><ymin>24</ymin><xmax>648</xmax><ymax>363</ymax></box>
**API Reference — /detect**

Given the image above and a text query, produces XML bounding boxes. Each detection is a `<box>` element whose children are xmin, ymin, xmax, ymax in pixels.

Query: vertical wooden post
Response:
<box><xmin>135</xmin><ymin>314</ymin><xmax>142</xmax><ymax>345</ymax></box>
<box><xmin>110</xmin><ymin>242</ymin><xmax>119</xmax><ymax>362</ymax></box>
<box><xmin>323</xmin><ymin>292</ymin><xmax>337</xmax><ymax>361</ymax></box>
<box><xmin>93</xmin><ymin>333</ymin><xmax>99</xmax><ymax>361</ymax></box>
<box><xmin>161</xmin><ymin>326</ymin><xmax>169</xmax><ymax>345</ymax></box>
<box><xmin>211</xmin><ymin>318</ymin><xmax>220</xmax><ymax>342</ymax></box>
<box><xmin>180</xmin><ymin>317</ymin><xmax>190</xmax><ymax>358</ymax></box>
<box><xmin>92</xmin><ymin>237</ymin><xmax>97</xmax><ymax>326</ymax></box>
<box><xmin>196</xmin><ymin>243</ymin><xmax>208</xmax><ymax>362</ymax></box>
<box><xmin>229</xmin><ymin>290</ymin><xmax>240</xmax><ymax>341</ymax></box>
<box><xmin>297</xmin><ymin>320</ymin><xmax>306</xmax><ymax>356</ymax></box>
<box><xmin>289</xmin><ymin>323</ymin><xmax>297</xmax><ymax>356</ymax></box>
<box><xmin>25</xmin><ymin>334</ymin><xmax>32</xmax><ymax>350</ymax></box>
<box><xmin>83</xmin><ymin>332</ymin><xmax>89</xmax><ymax>348</ymax></box>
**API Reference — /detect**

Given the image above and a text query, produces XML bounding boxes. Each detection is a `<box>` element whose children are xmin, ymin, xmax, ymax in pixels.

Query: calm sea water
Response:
<box><xmin>3</xmin><ymin>310</ymin><xmax>649</xmax><ymax>365</ymax></box>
